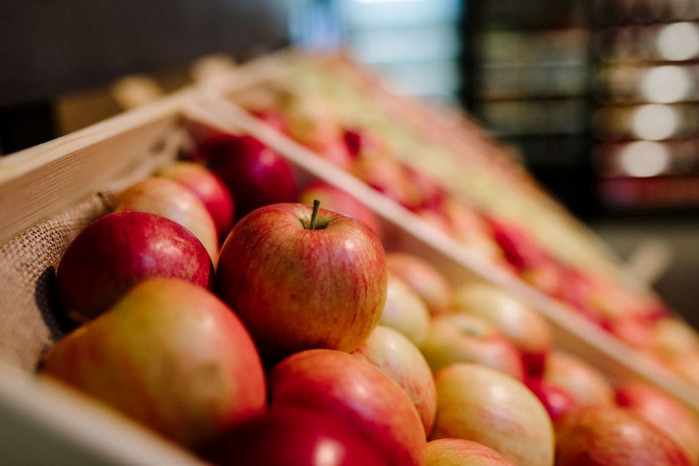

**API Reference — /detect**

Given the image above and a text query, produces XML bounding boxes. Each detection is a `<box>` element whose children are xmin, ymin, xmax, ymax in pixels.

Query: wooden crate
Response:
<box><xmin>0</xmin><ymin>51</ymin><xmax>697</xmax><ymax>464</ymax></box>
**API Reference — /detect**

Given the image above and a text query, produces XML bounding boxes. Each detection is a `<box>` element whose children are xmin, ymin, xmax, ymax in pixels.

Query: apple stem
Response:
<box><xmin>309</xmin><ymin>199</ymin><xmax>321</xmax><ymax>230</ymax></box>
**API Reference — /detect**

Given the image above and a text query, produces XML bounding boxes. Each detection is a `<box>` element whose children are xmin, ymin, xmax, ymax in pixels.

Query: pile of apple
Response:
<box><xmin>40</xmin><ymin>131</ymin><xmax>699</xmax><ymax>465</ymax></box>
<box><xmin>250</xmin><ymin>99</ymin><xmax>699</xmax><ymax>389</ymax></box>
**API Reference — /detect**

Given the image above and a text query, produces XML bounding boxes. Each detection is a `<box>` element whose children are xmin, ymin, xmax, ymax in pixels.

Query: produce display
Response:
<box><xmin>220</xmin><ymin>53</ymin><xmax>699</xmax><ymax>390</ymax></box>
<box><xmin>36</xmin><ymin>116</ymin><xmax>699</xmax><ymax>465</ymax></box>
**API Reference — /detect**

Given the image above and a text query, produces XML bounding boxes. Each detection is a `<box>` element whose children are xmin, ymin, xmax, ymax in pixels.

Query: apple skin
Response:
<box><xmin>200</xmin><ymin>405</ymin><xmax>388</xmax><ymax>466</ymax></box>
<box><xmin>419</xmin><ymin>313</ymin><xmax>524</xmax><ymax>381</ymax></box>
<box><xmin>452</xmin><ymin>284</ymin><xmax>552</xmax><ymax>379</ymax></box>
<box><xmin>615</xmin><ymin>382</ymin><xmax>699</xmax><ymax>463</ymax></box>
<box><xmin>380</xmin><ymin>273</ymin><xmax>431</xmax><ymax>347</ymax></box>
<box><xmin>114</xmin><ymin>177</ymin><xmax>219</xmax><ymax>261</ymax></box>
<box><xmin>543</xmin><ymin>351</ymin><xmax>614</xmax><ymax>407</ymax></box>
<box><xmin>269</xmin><ymin>349</ymin><xmax>427</xmax><ymax>466</ymax></box>
<box><xmin>525</xmin><ymin>378</ymin><xmax>577</xmax><ymax>420</ymax></box>
<box><xmin>299</xmin><ymin>180</ymin><xmax>383</xmax><ymax>238</ymax></box>
<box><xmin>155</xmin><ymin>161</ymin><xmax>235</xmax><ymax>239</ymax></box>
<box><xmin>354</xmin><ymin>325</ymin><xmax>437</xmax><ymax>435</ymax></box>
<box><xmin>554</xmin><ymin>405</ymin><xmax>692</xmax><ymax>466</ymax></box>
<box><xmin>43</xmin><ymin>278</ymin><xmax>266</xmax><ymax>448</ymax></box>
<box><xmin>198</xmin><ymin>133</ymin><xmax>297</xmax><ymax>221</ymax></box>
<box><xmin>386</xmin><ymin>253</ymin><xmax>453</xmax><ymax>317</ymax></box>
<box><xmin>426</xmin><ymin>439</ymin><xmax>516</xmax><ymax>466</ymax></box>
<box><xmin>56</xmin><ymin>211</ymin><xmax>214</xmax><ymax>322</ymax></box>
<box><xmin>351</xmin><ymin>155</ymin><xmax>421</xmax><ymax>208</ymax></box>
<box><xmin>431</xmin><ymin>363</ymin><xmax>554</xmax><ymax>466</ymax></box>
<box><xmin>217</xmin><ymin>203</ymin><xmax>387</xmax><ymax>361</ymax></box>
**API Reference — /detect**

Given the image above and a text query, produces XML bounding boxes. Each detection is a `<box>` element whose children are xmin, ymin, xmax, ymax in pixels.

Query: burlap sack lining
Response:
<box><xmin>0</xmin><ymin>144</ymin><xmax>180</xmax><ymax>371</ymax></box>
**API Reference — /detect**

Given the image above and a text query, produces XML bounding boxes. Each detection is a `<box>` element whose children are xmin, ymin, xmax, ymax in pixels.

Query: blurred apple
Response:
<box><xmin>299</xmin><ymin>180</ymin><xmax>382</xmax><ymax>238</ymax></box>
<box><xmin>386</xmin><ymin>253</ymin><xmax>452</xmax><ymax>316</ymax></box>
<box><xmin>380</xmin><ymin>273</ymin><xmax>431</xmax><ymax>346</ymax></box>
<box><xmin>649</xmin><ymin>317</ymin><xmax>699</xmax><ymax>360</ymax></box>
<box><xmin>525</xmin><ymin>378</ymin><xmax>577</xmax><ymax>420</ymax></box>
<box><xmin>352</xmin><ymin>155</ymin><xmax>421</xmax><ymax>208</ymax></box>
<box><xmin>452</xmin><ymin>284</ymin><xmax>552</xmax><ymax>378</ymax></box>
<box><xmin>544</xmin><ymin>351</ymin><xmax>614</xmax><ymax>406</ymax></box>
<box><xmin>616</xmin><ymin>381</ymin><xmax>699</xmax><ymax>463</ymax></box>
<box><xmin>555</xmin><ymin>405</ymin><xmax>691</xmax><ymax>465</ymax></box>
<box><xmin>155</xmin><ymin>161</ymin><xmax>235</xmax><ymax>239</ymax></box>
<box><xmin>198</xmin><ymin>133</ymin><xmax>297</xmax><ymax>221</ymax></box>
<box><xmin>44</xmin><ymin>278</ymin><xmax>266</xmax><ymax>448</ymax></box>
<box><xmin>441</xmin><ymin>199</ymin><xmax>501</xmax><ymax>260</ymax></box>
<box><xmin>200</xmin><ymin>405</ymin><xmax>387</xmax><ymax>466</ymax></box>
<box><xmin>269</xmin><ymin>349</ymin><xmax>426</xmax><ymax>466</ymax></box>
<box><xmin>426</xmin><ymin>439</ymin><xmax>516</xmax><ymax>466</ymax></box>
<box><xmin>114</xmin><ymin>177</ymin><xmax>218</xmax><ymax>261</ymax></box>
<box><xmin>56</xmin><ymin>211</ymin><xmax>214</xmax><ymax>322</ymax></box>
<box><xmin>432</xmin><ymin>363</ymin><xmax>554</xmax><ymax>466</ymax></box>
<box><xmin>354</xmin><ymin>325</ymin><xmax>437</xmax><ymax>435</ymax></box>
<box><xmin>420</xmin><ymin>313</ymin><xmax>524</xmax><ymax>380</ymax></box>
<box><xmin>217</xmin><ymin>202</ymin><xmax>386</xmax><ymax>361</ymax></box>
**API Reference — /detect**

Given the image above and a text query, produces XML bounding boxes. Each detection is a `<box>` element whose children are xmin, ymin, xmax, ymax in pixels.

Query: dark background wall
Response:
<box><xmin>0</xmin><ymin>0</ymin><xmax>288</xmax><ymax>107</ymax></box>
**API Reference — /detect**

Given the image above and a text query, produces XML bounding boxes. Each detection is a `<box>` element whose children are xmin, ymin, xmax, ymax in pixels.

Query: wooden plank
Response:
<box><xmin>0</xmin><ymin>362</ymin><xmax>204</xmax><ymax>466</ymax></box>
<box><xmin>0</xmin><ymin>89</ymin><xmax>192</xmax><ymax>246</ymax></box>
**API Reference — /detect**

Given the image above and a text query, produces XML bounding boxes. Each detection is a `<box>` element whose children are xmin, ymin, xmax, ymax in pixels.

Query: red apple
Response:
<box><xmin>432</xmin><ymin>363</ymin><xmax>554</xmax><ymax>466</ymax></box>
<box><xmin>200</xmin><ymin>405</ymin><xmax>387</xmax><ymax>466</ymax></box>
<box><xmin>380</xmin><ymin>273</ymin><xmax>431</xmax><ymax>346</ymax></box>
<box><xmin>56</xmin><ymin>211</ymin><xmax>214</xmax><ymax>322</ymax></box>
<box><xmin>299</xmin><ymin>180</ymin><xmax>383</xmax><ymax>238</ymax></box>
<box><xmin>441</xmin><ymin>199</ymin><xmax>501</xmax><ymax>260</ymax></box>
<box><xmin>452</xmin><ymin>284</ymin><xmax>552</xmax><ymax>378</ymax></box>
<box><xmin>217</xmin><ymin>202</ymin><xmax>387</xmax><ymax>361</ymax></box>
<box><xmin>386</xmin><ymin>253</ymin><xmax>453</xmax><ymax>316</ymax></box>
<box><xmin>543</xmin><ymin>351</ymin><xmax>614</xmax><ymax>407</ymax></box>
<box><xmin>616</xmin><ymin>381</ymin><xmax>699</xmax><ymax>463</ymax></box>
<box><xmin>155</xmin><ymin>161</ymin><xmax>235</xmax><ymax>239</ymax></box>
<box><xmin>269</xmin><ymin>349</ymin><xmax>426</xmax><ymax>466</ymax></box>
<box><xmin>555</xmin><ymin>405</ymin><xmax>692</xmax><ymax>465</ymax></box>
<box><xmin>43</xmin><ymin>278</ymin><xmax>266</xmax><ymax>448</ymax></box>
<box><xmin>420</xmin><ymin>313</ymin><xmax>524</xmax><ymax>381</ymax></box>
<box><xmin>354</xmin><ymin>325</ymin><xmax>437</xmax><ymax>435</ymax></box>
<box><xmin>526</xmin><ymin>378</ymin><xmax>577</xmax><ymax>420</ymax></box>
<box><xmin>198</xmin><ymin>133</ymin><xmax>297</xmax><ymax>220</ymax></box>
<box><xmin>426</xmin><ymin>439</ymin><xmax>516</xmax><ymax>466</ymax></box>
<box><xmin>114</xmin><ymin>177</ymin><xmax>219</xmax><ymax>260</ymax></box>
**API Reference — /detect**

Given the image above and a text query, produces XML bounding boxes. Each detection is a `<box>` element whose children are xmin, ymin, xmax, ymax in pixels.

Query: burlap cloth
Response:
<box><xmin>0</xmin><ymin>145</ymin><xmax>180</xmax><ymax>371</ymax></box>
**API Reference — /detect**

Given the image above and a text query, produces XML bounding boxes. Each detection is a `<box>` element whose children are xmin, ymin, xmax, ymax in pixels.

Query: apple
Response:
<box><xmin>43</xmin><ymin>278</ymin><xmax>266</xmax><ymax>448</ymax></box>
<box><xmin>554</xmin><ymin>405</ymin><xmax>692</xmax><ymax>465</ymax></box>
<box><xmin>217</xmin><ymin>202</ymin><xmax>387</xmax><ymax>361</ymax></box>
<box><xmin>426</xmin><ymin>439</ymin><xmax>516</xmax><ymax>466</ymax></box>
<box><xmin>299</xmin><ymin>180</ymin><xmax>383</xmax><ymax>238</ymax></box>
<box><xmin>56</xmin><ymin>211</ymin><xmax>214</xmax><ymax>322</ymax></box>
<box><xmin>351</xmin><ymin>155</ymin><xmax>421</xmax><ymax>208</ymax></box>
<box><xmin>114</xmin><ymin>177</ymin><xmax>218</xmax><ymax>261</ymax></box>
<box><xmin>440</xmin><ymin>199</ymin><xmax>501</xmax><ymax>260</ymax></box>
<box><xmin>354</xmin><ymin>325</ymin><xmax>437</xmax><ymax>435</ymax></box>
<box><xmin>155</xmin><ymin>161</ymin><xmax>235</xmax><ymax>239</ymax></box>
<box><xmin>526</xmin><ymin>378</ymin><xmax>577</xmax><ymax>420</ymax></box>
<box><xmin>649</xmin><ymin>317</ymin><xmax>699</xmax><ymax>360</ymax></box>
<box><xmin>431</xmin><ymin>363</ymin><xmax>554</xmax><ymax>466</ymax></box>
<box><xmin>452</xmin><ymin>284</ymin><xmax>552</xmax><ymax>378</ymax></box>
<box><xmin>543</xmin><ymin>351</ymin><xmax>614</xmax><ymax>406</ymax></box>
<box><xmin>380</xmin><ymin>273</ymin><xmax>431</xmax><ymax>347</ymax></box>
<box><xmin>197</xmin><ymin>133</ymin><xmax>297</xmax><ymax>220</ymax></box>
<box><xmin>616</xmin><ymin>381</ymin><xmax>699</xmax><ymax>463</ymax></box>
<box><xmin>386</xmin><ymin>253</ymin><xmax>453</xmax><ymax>316</ymax></box>
<box><xmin>200</xmin><ymin>405</ymin><xmax>387</xmax><ymax>466</ymax></box>
<box><xmin>419</xmin><ymin>313</ymin><xmax>524</xmax><ymax>380</ymax></box>
<box><xmin>269</xmin><ymin>349</ymin><xmax>426</xmax><ymax>466</ymax></box>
